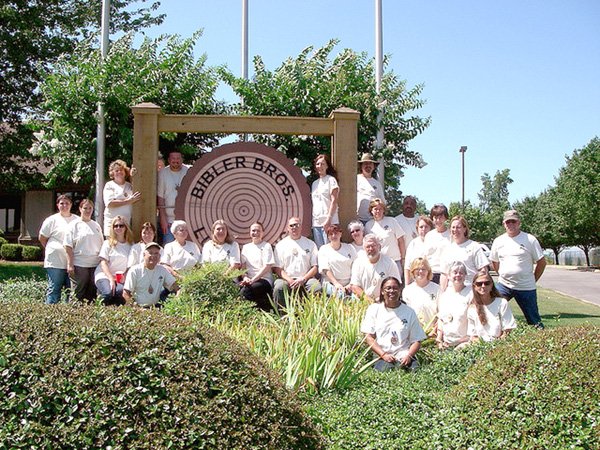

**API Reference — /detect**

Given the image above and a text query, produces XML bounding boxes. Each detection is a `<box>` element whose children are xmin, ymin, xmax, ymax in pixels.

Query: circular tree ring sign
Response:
<box><xmin>175</xmin><ymin>142</ymin><xmax>311</xmax><ymax>246</ymax></box>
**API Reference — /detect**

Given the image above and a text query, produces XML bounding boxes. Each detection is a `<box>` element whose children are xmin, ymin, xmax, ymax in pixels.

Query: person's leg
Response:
<box><xmin>96</xmin><ymin>278</ymin><xmax>113</xmax><ymax>305</ymax></box>
<box><xmin>162</xmin><ymin>224</ymin><xmax>175</xmax><ymax>245</ymax></box>
<box><xmin>513</xmin><ymin>289</ymin><xmax>544</xmax><ymax>328</ymax></box>
<box><xmin>495</xmin><ymin>282</ymin><xmax>514</xmax><ymax>300</ymax></box>
<box><xmin>305</xmin><ymin>278</ymin><xmax>322</xmax><ymax>295</ymax></box>
<box><xmin>272</xmin><ymin>278</ymin><xmax>289</xmax><ymax>307</ymax></box>
<box><xmin>312</xmin><ymin>227</ymin><xmax>327</xmax><ymax>248</ymax></box>
<box><xmin>373</xmin><ymin>359</ymin><xmax>397</xmax><ymax>372</ymax></box>
<box><xmin>84</xmin><ymin>267</ymin><xmax>98</xmax><ymax>302</ymax></box>
<box><xmin>70</xmin><ymin>266</ymin><xmax>86</xmax><ymax>302</ymax></box>
<box><xmin>244</xmin><ymin>279</ymin><xmax>273</xmax><ymax>311</ymax></box>
<box><xmin>45</xmin><ymin>268</ymin><xmax>68</xmax><ymax>304</ymax></box>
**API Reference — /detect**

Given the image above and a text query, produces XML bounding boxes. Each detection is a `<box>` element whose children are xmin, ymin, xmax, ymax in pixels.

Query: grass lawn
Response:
<box><xmin>0</xmin><ymin>261</ymin><xmax>45</xmax><ymax>282</ymax></box>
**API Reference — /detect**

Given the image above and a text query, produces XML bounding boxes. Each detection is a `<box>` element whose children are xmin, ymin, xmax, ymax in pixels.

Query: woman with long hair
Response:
<box><xmin>311</xmin><ymin>153</ymin><xmax>339</xmax><ymax>248</ymax></box>
<box><xmin>94</xmin><ymin>216</ymin><xmax>133</xmax><ymax>305</ymax></box>
<box><xmin>201</xmin><ymin>219</ymin><xmax>241</xmax><ymax>270</ymax></box>
<box><xmin>64</xmin><ymin>199</ymin><xmax>104</xmax><ymax>302</ymax></box>
<box><xmin>128</xmin><ymin>221</ymin><xmax>159</xmax><ymax>268</ymax></box>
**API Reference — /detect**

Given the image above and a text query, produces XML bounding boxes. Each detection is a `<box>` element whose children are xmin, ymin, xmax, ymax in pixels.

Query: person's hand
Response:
<box><xmin>129</xmin><ymin>191</ymin><xmax>141</xmax><ymax>203</ymax></box>
<box><xmin>400</xmin><ymin>354</ymin><xmax>414</xmax><ymax>367</ymax></box>
<box><xmin>130</xmin><ymin>166</ymin><xmax>138</xmax><ymax>177</ymax></box>
<box><xmin>160</xmin><ymin>216</ymin><xmax>169</xmax><ymax>235</ymax></box>
<box><xmin>381</xmin><ymin>352</ymin><xmax>396</xmax><ymax>363</ymax></box>
<box><xmin>67</xmin><ymin>265</ymin><xmax>75</xmax><ymax>276</ymax></box>
<box><xmin>437</xmin><ymin>340</ymin><xmax>448</xmax><ymax>350</ymax></box>
<box><xmin>109</xmin><ymin>277</ymin><xmax>116</xmax><ymax>294</ymax></box>
<box><xmin>289</xmin><ymin>277</ymin><xmax>305</xmax><ymax>288</ymax></box>
<box><xmin>240</xmin><ymin>276</ymin><xmax>252</xmax><ymax>287</ymax></box>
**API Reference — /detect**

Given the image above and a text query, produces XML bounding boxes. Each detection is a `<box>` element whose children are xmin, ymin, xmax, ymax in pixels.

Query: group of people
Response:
<box><xmin>39</xmin><ymin>150</ymin><xmax>547</xmax><ymax>372</ymax></box>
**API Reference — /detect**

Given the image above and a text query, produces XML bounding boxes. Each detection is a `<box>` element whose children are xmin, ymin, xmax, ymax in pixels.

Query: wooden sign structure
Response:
<box><xmin>131</xmin><ymin>103</ymin><xmax>359</xmax><ymax>239</ymax></box>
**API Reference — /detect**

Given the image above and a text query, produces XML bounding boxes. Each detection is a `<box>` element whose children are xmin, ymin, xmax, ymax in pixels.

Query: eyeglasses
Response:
<box><xmin>113</xmin><ymin>224</ymin><xmax>125</xmax><ymax>229</ymax></box>
<box><xmin>350</xmin><ymin>229</ymin><xmax>362</xmax><ymax>233</ymax></box>
<box><xmin>289</xmin><ymin>223</ymin><xmax>301</xmax><ymax>228</ymax></box>
<box><xmin>383</xmin><ymin>286</ymin><xmax>400</xmax><ymax>292</ymax></box>
<box><xmin>474</xmin><ymin>281</ymin><xmax>492</xmax><ymax>287</ymax></box>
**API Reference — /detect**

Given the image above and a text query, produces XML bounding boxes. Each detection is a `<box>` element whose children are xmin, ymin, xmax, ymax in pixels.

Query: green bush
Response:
<box><xmin>0</xmin><ymin>277</ymin><xmax>46</xmax><ymax>303</ymax></box>
<box><xmin>0</xmin><ymin>303</ymin><xmax>324</xmax><ymax>449</ymax></box>
<box><xmin>445</xmin><ymin>325</ymin><xmax>600</xmax><ymax>448</ymax></box>
<box><xmin>0</xmin><ymin>236</ymin><xmax>7</xmax><ymax>250</ymax></box>
<box><xmin>0</xmin><ymin>243</ymin><xmax>22</xmax><ymax>261</ymax></box>
<box><xmin>21</xmin><ymin>245</ymin><xmax>42</xmax><ymax>261</ymax></box>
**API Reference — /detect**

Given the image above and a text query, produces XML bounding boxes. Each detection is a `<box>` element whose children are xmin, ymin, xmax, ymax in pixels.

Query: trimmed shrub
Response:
<box><xmin>21</xmin><ymin>245</ymin><xmax>42</xmax><ymax>261</ymax></box>
<box><xmin>444</xmin><ymin>325</ymin><xmax>600</xmax><ymax>449</ymax></box>
<box><xmin>0</xmin><ymin>235</ymin><xmax>7</xmax><ymax>250</ymax></box>
<box><xmin>0</xmin><ymin>243</ymin><xmax>22</xmax><ymax>261</ymax></box>
<box><xmin>0</xmin><ymin>303</ymin><xmax>324</xmax><ymax>449</ymax></box>
<box><xmin>0</xmin><ymin>277</ymin><xmax>46</xmax><ymax>303</ymax></box>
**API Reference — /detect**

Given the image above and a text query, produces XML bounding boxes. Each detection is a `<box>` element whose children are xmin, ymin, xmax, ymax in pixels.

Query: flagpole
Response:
<box><xmin>374</xmin><ymin>0</ymin><xmax>385</xmax><ymax>187</ymax></box>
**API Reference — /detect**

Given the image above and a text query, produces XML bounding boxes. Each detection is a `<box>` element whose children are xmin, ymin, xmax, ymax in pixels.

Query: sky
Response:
<box><xmin>138</xmin><ymin>0</ymin><xmax>600</xmax><ymax>209</ymax></box>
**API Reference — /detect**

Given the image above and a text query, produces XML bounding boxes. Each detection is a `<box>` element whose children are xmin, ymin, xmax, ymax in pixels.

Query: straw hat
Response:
<box><xmin>358</xmin><ymin>153</ymin><xmax>378</xmax><ymax>167</ymax></box>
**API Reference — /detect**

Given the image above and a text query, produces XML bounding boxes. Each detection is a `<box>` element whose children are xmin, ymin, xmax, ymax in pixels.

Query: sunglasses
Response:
<box><xmin>289</xmin><ymin>223</ymin><xmax>301</xmax><ymax>228</ymax></box>
<box><xmin>350</xmin><ymin>229</ymin><xmax>362</xmax><ymax>233</ymax></box>
<box><xmin>504</xmin><ymin>219</ymin><xmax>518</xmax><ymax>224</ymax></box>
<box><xmin>113</xmin><ymin>224</ymin><xmax>125</xmax><ymax>228</ymax></box>
<box><xmin>474</xmin><ymin>281</ymin><xmax>492</xmax><ymax>287</ymax></box>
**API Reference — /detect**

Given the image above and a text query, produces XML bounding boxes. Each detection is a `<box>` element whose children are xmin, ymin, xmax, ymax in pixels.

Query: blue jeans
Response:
<box><xmin>496</xmin><ymin>282</ymin><xmax>544</xmax><ymax>328</ymax></box>
<box><xmin>161</xmin><ymin>225</ymin><xmax>175</xmax><ymax>245</ymax></box>
<box><xmin>312</xmin><ymin>227</ymin><xmax>328</xmax><ymax>248</ymax></box>
<box><xmin>45</xmin><ymin>267</ymin><xmax>70</xmax><ymax>304</ymax></box>
<box><xmin>96</xmin><ymin>278</ymin><xmax>125</xmax><ymax>306</ymax></box>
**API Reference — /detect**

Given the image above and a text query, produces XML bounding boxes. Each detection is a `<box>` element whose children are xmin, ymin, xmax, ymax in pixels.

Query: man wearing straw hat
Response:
<box><xmin>357</xmin><ymin>153</ymin><xmax>386</xmax><ymax>224</ymax></box>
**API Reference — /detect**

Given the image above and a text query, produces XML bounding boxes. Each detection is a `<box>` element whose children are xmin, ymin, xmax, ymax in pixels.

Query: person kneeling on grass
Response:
<box><xmin>360</xmin><ymin>276</ymin><xmax>427</xmax><ymax>371</ymax></box>
<box><xmin>123</xmin><ymin>242</ymin><xmax>178</xmax><ymax>308</ymax></box>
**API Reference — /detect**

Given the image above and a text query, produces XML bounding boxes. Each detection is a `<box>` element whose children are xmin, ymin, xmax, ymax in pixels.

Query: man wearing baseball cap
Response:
<box><xmin>490</xmin><ymin>210</ymin><xmax>547</xmax><ymax>328</ymax></box>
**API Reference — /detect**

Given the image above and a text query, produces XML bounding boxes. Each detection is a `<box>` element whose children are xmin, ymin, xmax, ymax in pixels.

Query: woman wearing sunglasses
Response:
<box><xmin>466</xmin><ymin>270</ymin><xmax>517</xmax><ymax>345</ymax></box>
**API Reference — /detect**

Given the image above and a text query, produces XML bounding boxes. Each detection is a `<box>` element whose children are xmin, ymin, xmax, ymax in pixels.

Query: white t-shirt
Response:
<box><xmin>441</xmin><ymin>239</ymin><xmax>490</xmax><ymax>285</ymax></box>
<box><xmin>161</xmin><ymin>240</ymin><xmax>202</xmax><ymax>272</ymax></box>
<box><xmin>241</xmin><ymin>241</ymin><xmax>275</xmax><ymax>283</ymax></box>
<box><xmin>311</xmin><ymin>174</ymin><xmax>339</xmax><ymax>227</ymax></box>
<box><xmin>94</xmin><ymin>241</ymin><xmax>132</xmax><ymax>282</ymax></box>
<box><xmin>424</xmin><ymin>228</ymin><xmax>451</xmax><ymax>273</ymax></box>
<box><xmin>405</xmin><ymin>237</ymin><xmax>428</xmax><ymax>273</ymax></box>
<box><xmin>349</xmin><ymin>241</ymin><xmax>365</xmax><ymax>258</ymax></box>
<box><xmin>356</xmin><ymin>174</ymin><xmax>385</xmax><ymax>222</ymax></box>
<box><xmin>350</xmin><ymin>253</ymin><xmax>400</xmax><ymax>299</ymax></box>
<box><xmin>395</xmin><ymin>214</ymin><xmax>419</xmax><ymax>248</ymax></box>
<box><xmin>39</xmin><ymin>213</ymin><xmax>79</xmax><ymax>269</ymax></box>
<box><xmin>467</xmin><ymin>297</ymin><xmax>517</xmax><ymax>341</ymax></box>
<box><xmin>490</xmin><ymin>232</ymin><xmax>544</xmax><ymax>290</ymax></box>
<box><xmin>124</xmin><ymin>263</ymin><xmax>176</xmax><ymax>307</ymax></box>
<box><xmin>360</xmin><ymin>302</ymin><xmax>427</xmax><ymax>359</ymax></box>
<box><xmin>157</xmin><ymin>165</ymin><xmax>190</xmax><ymax>223</ymax></box>
<box><xmin>103</xmin><ymin>180</ymin><xmax>134</xmax><ymax>235</ymax></box>
<box><xmin>365</xmin><ymin>217</ymin><xmax>405</xmax><ymax>261</ymax></box>
<box><xmin>402</xmin><ymin>281</ymin><xmax>439</xmax><ymax>330</ymax></box>
<box><xmin>437</xmin><ymin>284</ymin><xmax>471</xmax><ymax>346</ymax></box>
<box><xmin>63</xmin><ymin>219</ymin><xmax>104</xmax><ymax>268</ymax></box>
<box><xmin>202</xmin><ymin>240</ymin><xmax>240</xmax><ymax>266</ymax></box>
<box><xmin>318</xmin><ymin>242</ymin><xmax>357</xmax><ymax>286</ymax></box>
<box><xmin>274</xmin><ymin>236</ymin><xmax>318</xmax><ymax>279</ymax></box>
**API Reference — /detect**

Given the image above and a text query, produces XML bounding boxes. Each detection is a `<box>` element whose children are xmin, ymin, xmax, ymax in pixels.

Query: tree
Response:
<box><xmin>448</xmin><ymin>200</ymin><xmax>487</xmax><ymax>243</ymax></box>
<box><xmin>553</xmin><ymin>137</ymin><xmax>600</xmax><ymax>266</ymax></box>
<box><xmin>476</xmin><ymin>169</ymin><xmax>513</xmax><ymax>242</ymax></box>
<box><xmin>33</xmin><ymin>32</ymin><xmax>225</xmax><ymax>186</ymax></box>
<box><xmin>220</xmin><ymin>40</ymin><xmax>430</xmax><ymax>188</ymax></box>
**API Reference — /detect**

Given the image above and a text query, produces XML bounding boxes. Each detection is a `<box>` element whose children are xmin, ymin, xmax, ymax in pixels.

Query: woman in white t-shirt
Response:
<box><xmin>102</xmin><ymin>160</ymin><xmax>141</xmax><ymax>235</ymax></box>
<box><xmin>402</xmin><ymin>257</ymin><xmax>439</xmax><ymax>334</ymax></box>
<box><xmin>347</xmin><ymin>220</ymin><xmax>366</xmax><ymax>257</ymax></box>
<box><xmin>404</xmin><ymin>216</ymin><xmax>433</xmax><ymax>284</ymax></box>
<box><xmin>38</xmin><ymin>194</ymin><xmax>79</xmax><ymax>304</ymax></box>
<box><xmin>161</xmin><ymin>220</ymin><xmax>202</xmax><ymax>277</ymax></box>
<box><xmin>311</xmin><ymin>154</ymin><xmax>339</xmax><ymax>248</ymax></box>
<box><xmin>128</xmin><ymin>221</ymin><xmax>160</xmax><ymax>268</ymax></box>
<box><xmin>240</xmin><ymin>222</ymin><xmax>275</xmax><ymax>311</ymax></box>
<box><xmin>436</xmin><ymin>261</ymin><xmax>471</xmax><ymax>349</ymax></box>
<box><xmin>64</xmin><ymin>199</ymin><xmax>104</xmax><ymax>302</ymax></box>
<box><xmin>202</xmin><ymin>219</ymin><xmax>241</xmax><ymax>270</ymax></box>
<box><xmin>95</xmin><ymin>216</ymin><xmax>133</xmax><ymax>305</ymax></box>
<box><xmin>318</xmin><ymin>224</ymin><xmax>357</xmax><ymax>299</ymax></box>
<box><xmin>365</xmin><ymin>198</ymin><xmax>406</xmax><ymax>274</ymax></box>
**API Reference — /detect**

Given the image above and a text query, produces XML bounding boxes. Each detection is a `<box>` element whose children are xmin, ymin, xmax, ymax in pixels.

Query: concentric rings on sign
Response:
<box><xmin>175</xmin><ymin>142</ymin><xmax>311</xmax><ymax>247</ymax></box>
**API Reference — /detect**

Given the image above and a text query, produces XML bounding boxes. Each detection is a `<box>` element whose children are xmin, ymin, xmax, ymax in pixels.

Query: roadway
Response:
<box><xmin>537</xmin><ymin>266</ymin><xmax>599</xmax><ymax>307</ymax></box>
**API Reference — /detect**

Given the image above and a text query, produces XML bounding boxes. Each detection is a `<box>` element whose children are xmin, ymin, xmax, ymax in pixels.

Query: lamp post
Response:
<box><xmin>459</xmin><ymin>146</ymin><xmax>467</xmax><ymax>209</ymax></box>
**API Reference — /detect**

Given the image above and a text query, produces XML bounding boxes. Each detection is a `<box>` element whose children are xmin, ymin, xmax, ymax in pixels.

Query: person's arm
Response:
<box><xmin>439</xmin><ymin>273</ymin><xmax>449</xmax><ymax>292</ymax></box>
<box><xmin>397</xmin><ymin>236</ymin><xmax>406</xmax><ymax>264</ymax></box>
<box><xmin>404</xmin><ymin>268</ymin><xmax>412</xmax><ymax>285</ymax></box>
<box><xmin>365</xmin><ymin>334</ymin><xmax>396</xmax><ymax>363</ymax></box>
<box><xmin>105</xmin><ymin>191</ymin><xmax>141</xmax><ymax>208</ymax></box>
<box><xmin>249</xmin><ymin>264</ymin><xmax>273</xmax><ymax>284</ymax></box>
<box><xmin>39</xmin><ymin>234</ymin><xmax>49</xmax><ymax>248</ymax></box>
<box><xmin>65</xmin><ymin>245</ymin><xmax>75</xmax><ymax>276</ymax></box>
<box><xmin>323</xmin><ymin>186</ymin><xmax>339</xmax><ymax>230</ymax></box>
<box><xmin>324</xmin><ymin>269</ymin><xmax>345</xmax><ymax>291</ymax></box>
<box><xmin>99</xmin><ymin>259</ymin><xmax>116</xmax><ymax>292</ymax></box>
<box><xmin>157</xmin><ymin>196</ymin><xmax>168</xmax><ymax>234</ymax></box>
<box><xmin>290</xmin><ymin>265</ymin><xmax>318</xmax><ymax>288</ymax></box>
<box><xmin>534</xmin><ymin>257</ymin><xmax>547</xmax><ymax>281</ymax></box>
<box><xmin>399</xmin><ymin>341</ymin><xmax>421</xmax><ymax>367</ymax></box>
<box><xmin>351</xmin><ymin>284</ymin><xmax>365</xmax><ymax>298</ymax></box>
<box><xmin>123</xmin><ymin>289</ymin><xmax>134</xmax><ymax>305</ymax></box>
<box><xmin>491</xmin><ymin>261</ymin><xmax>500</xmax><ymax>272</ymax></box>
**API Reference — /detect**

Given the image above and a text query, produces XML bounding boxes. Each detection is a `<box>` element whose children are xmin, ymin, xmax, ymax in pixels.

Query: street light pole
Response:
<box><xmin>459</xmin><ymin>146</ymin><xmax>467</xmax><ymax>209</ymax></box>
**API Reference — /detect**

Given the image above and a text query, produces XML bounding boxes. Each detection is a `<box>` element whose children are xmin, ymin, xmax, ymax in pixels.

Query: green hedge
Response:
<box><xmin>21</xmin><ymin>245</ymin><xmax>42</xmax><ymax>261</ymax></box>
<box><xmin>0</xmin><ymin>303</ymin><xmax>324</xmax><ymax>449</ymax></box>
<box><xmin>0</xmin><ymin>243</ymin><xmax>21</xmax><ymax>261</ymax></box>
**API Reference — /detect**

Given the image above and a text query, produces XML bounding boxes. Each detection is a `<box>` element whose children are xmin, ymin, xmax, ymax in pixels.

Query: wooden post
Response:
<box><xmin>131</xmin><ymin>102</ymin><xmax>161</xmax><ymax>237</ymax></box>
<box><xmin>330</xmin><ymin>108</ymin><xmax>360</xmax><ymax>239</ymax></box>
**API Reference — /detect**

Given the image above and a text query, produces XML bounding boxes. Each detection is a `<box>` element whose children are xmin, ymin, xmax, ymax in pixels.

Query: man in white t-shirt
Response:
<box><xmin>350</xmin><ymin>234</ymin><xmax>400</xmax><ymax>302</ymax></box>
<box><xmin>394</xmin><ymin>195</ymin><xmax>419</xmax><ymax>249</ymax></box>
<box><xmin>124</xmin><ymin>242</ymin><xmax>178</xmax><ymax>307</ymax></box>
<box><xmin>490</xmin><ymin>210</ymin><xmax>547</xmax><ymax>328</ymax></box>
<box><xmin>273</xmin><ymin>217</ymin><xmax>321</xmax><ymax>306</ymax></box>
<box><xmin>157</xmin><ymin>150</ymin><xmax>190</xmax><ymax>244</ymax></box>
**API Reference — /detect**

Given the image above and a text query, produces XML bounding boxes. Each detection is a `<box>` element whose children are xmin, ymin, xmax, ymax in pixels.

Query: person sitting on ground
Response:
<box><xmin>103</xmin><ymin>159</ymin><xmax>141</xmax><ymax>236</ymax></box>
<box><xmin>128</xmin><ymin>221</ymin><xmax>160</xmax><ymax>268</ymax></box>
<box><xmin>424</xmin><ymin>203</ymin><xmax>451</xmax><ymax>284</ymax></box>
<box><xmin>64</xmin><ymin>199</ymin><xmax>104</xmax><ymax>303</ymax></box>
<box><xmin>347</xmin><ymin>220</ymin><xmax>366</xmax><ymax>257</ymax></box>
<box><xmin>350</xmin><ymin>233</ymin><xmax>400</xmax><ymax>303</ymax></box>
<box><xmin>161</xmin><ymin>220</ymin><xmax>202</xmax><ymax>277</ymax></box>
<box><xmin>404</xmin><ymin>216</ymin><xmax>434</xmax><ymax>284</ymax></box>
<box><xmin>318</xmin><ymin>224</ymin><xmax>357</xmax><ymax>299</ymax></box>
<box><xmin>402</xmin><ymin>258</ymin><xmax>440</xmax><ymax>334</ymax></box>
<box><xmin>124</xmin><ymin>242</ymin><xmax>178</xmax><ymax>307</ymax></box>
<box><xmin>311</xmin><ymin>153</ymin><xmax>339</xmax><ymax>248</ymax></box>
<box><xmin>365</xmin><ymin>198</ymin><xmax>406</xmax><ymax>275</ymax></box>
<box><xmin>436</xmin><ymin>261</ymin><xmax>471</xmax><ymax>349</ymax></box>
<box><xmin>273</xmin><ymin>217</ymin><xmax>321</xmax><ymax>306</ymax></box>
<box><xmin>39</xmin><ymin>194</ymin><xmax>79</xmax><ymax>304</ymax></box>
<box><xmin>94</xmin><ymin>216</ymin><xmax>133</xmax><ymax>306</ymax></box>
<box><xmin>463</xmin><ymin>269</ymin><xmax>517</xmax><ymax>346</ymax></box>
<box><xmin>201</xmin><ymin>219</ymin><xmax>241</xmax><ymax>271</ymax></box>
<box><xmin>360</xmin><ymin>276</ymin><xmax>427</xmax><ymax>372</ymax></box>
<box><xmin>240</xmin><ymin>222</ymin><xmax>275</xmax><ymax>311</ymax></box>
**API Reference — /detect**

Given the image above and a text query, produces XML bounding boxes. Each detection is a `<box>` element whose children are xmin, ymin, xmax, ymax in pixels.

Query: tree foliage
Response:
<box><xmin>220</xmin><ymin>40</ymin><xmax>430</xmax><ymax>187</ymax></box>
<box><xmin>34</xmin><ymin>32</ymin><xmax>225</xmax><ymax>186</ymax></box>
